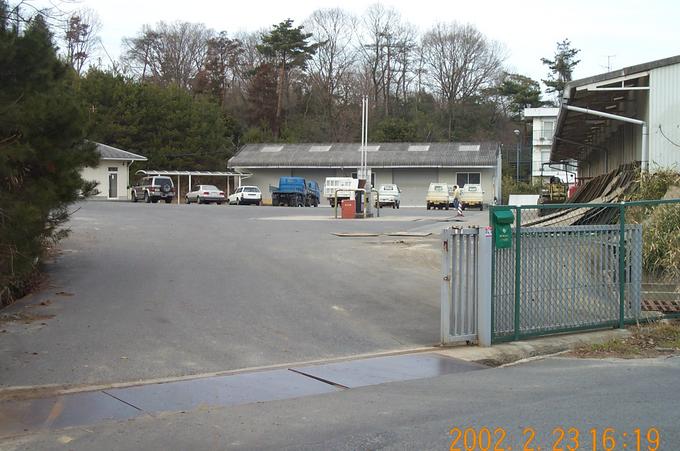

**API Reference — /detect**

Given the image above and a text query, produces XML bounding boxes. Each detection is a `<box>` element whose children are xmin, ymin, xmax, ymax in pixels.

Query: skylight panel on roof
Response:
<box><xmin>459</xmin><ymin>144</ymin><xmax>480</xmax><ymax>152</ymax></box>
<box><xmin>357</xmin><ymin>145</ymin><xmax>380</xmax><ymax>152</ymax></box>
<box><xmin>408</xmin><ymin>145</ymin><xmax>430</xmax><ymax>152</ymax></box>
<box><xmin>260</xmin><ymin>146</ymin><xmax>283</xmax><ymax>153</ymax></box>
<box><xmin>309</xmin><ymin>145</ymin><xmax>331</xmax><ymax>152</ymax></box>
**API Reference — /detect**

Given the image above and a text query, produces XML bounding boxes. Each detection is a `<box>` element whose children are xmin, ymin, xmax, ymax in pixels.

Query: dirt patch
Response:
<box><xmin>572</xmin><ymin>320</ymin><xmax>680</xmax><ymax>359</ymax></box>
<box><xmin>0</xmin><ymin>312</ymin><xmax>55</xmax><ymax>325</ymax></box>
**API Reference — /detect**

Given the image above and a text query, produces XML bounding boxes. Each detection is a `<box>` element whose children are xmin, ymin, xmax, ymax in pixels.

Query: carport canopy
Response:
<box><xmin>135</xmin><ymin>169</ymin><xmax>252</xmax><ymax>203</ymax></box>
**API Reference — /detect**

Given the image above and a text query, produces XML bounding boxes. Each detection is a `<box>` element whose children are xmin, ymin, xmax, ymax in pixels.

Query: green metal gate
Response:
<box><xmin>490</xmin><ymin>204</ymin><xmax>642</xmax><ymax>343</ymax></box>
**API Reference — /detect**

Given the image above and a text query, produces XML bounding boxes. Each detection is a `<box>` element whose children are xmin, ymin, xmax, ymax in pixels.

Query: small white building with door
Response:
<box><xmin>227</xmin><ymin>142</ymin><xmax>502</xmax><ymax>207</ymax></box>
<box><xmin>80</xmin><ymin>142</ymin><xmax>147</xmax><ymax>200</ymax></box>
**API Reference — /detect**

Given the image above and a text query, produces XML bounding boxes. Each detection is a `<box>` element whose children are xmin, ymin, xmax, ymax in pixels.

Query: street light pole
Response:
<box><xmin>513</xmin><ymin>129</ymin><xmax>521</xmax><ymax>182</ymax></box>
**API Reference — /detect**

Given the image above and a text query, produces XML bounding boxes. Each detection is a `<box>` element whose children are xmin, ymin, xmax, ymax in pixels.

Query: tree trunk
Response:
<box><xmin>274</xmin><ymin>62</ymin><xmax>286</xmax><ymax>138</ymax></box>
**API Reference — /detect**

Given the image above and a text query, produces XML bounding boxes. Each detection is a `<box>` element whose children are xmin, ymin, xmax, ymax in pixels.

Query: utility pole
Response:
<box><xmin>514</xmin><ymin>129</ymin><xmax>521</xmax><ymax>182</ymax></box>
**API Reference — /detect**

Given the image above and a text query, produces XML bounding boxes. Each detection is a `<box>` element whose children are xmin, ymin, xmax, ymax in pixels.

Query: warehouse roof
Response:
<box><xmin>94</xmin><ymin>142</ymin><xmax>147</xmax><ymax>161</ymax></box>
<box><xmin>228</xmin><ymin>142</ymin><xmax>499</xmax><ymax>169</ymax></box>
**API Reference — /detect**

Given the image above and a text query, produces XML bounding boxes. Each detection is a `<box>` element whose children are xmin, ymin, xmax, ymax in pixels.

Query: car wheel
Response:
<box><xmin>164</xmin><ymin>198</ymin><xmax>172</xmax><ymax>204</ymax></box>
<box><xmin>131</xmin><ymin>192</ymin><xmax>137</xmax><ymax>203</ymax></box>
<box><xmin>426</xmin><ymin>203</ymin><xmax>431</xmax><ymax>210</ymax></box>
<box><xmin>217</xmin><ymin>201</ymin><xmax>222</xmax><ymax>205</ymax></box>
<box><xmin>480</xmin><ymin>204</ymin><xmax>483</xmax><ymax>211</ymax></box>
<box><xmin>144</xmin><ymin>192</ymin><xmax>150</xmax><ymax>203</ymax></box>
<box><xmin>396</xmin><ymin>202</ymin><xmax>400</xmax><ymax>209</ymax></box>
<box><xmin>186</xmin><ymin>197</ymin><xmax>191</xmax><ymax>204</ymax></box>
<box><xmin>197</xmin><ymin>196</ymin><xmax>202</xmax><ymax>205</ymax></box>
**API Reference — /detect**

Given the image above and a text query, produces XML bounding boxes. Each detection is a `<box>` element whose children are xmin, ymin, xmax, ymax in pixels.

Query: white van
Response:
<box><xmin>324</xmin><ymin>177</ymin><xmax>359</xmax><ymax>206</ymax></box>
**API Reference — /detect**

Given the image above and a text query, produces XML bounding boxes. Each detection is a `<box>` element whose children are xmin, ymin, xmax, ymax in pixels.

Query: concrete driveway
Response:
<box><xmin>0</xmin><ymin>202</ymin><xmax>486</xmax><ymax>388</ymax></box>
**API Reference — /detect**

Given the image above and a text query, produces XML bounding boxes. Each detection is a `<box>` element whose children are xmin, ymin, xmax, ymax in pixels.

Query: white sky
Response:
<box><xmin>56</xmin><ymin>0</ymin><xmax>680</xmax><ymax>88</ymax></box>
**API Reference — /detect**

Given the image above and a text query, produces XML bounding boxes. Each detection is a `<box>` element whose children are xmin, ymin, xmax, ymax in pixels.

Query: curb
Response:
<box><xmin>433</xmin><ymin>328</ymin><xmax>631</xmax><ymax>366</ymax></box>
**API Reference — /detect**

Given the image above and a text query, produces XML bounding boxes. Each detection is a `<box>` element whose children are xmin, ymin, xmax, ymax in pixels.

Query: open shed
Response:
<box><xmin>134</xmin><ymin>170</ymin><xmax>252</xmax><ymax>203</ymax></box>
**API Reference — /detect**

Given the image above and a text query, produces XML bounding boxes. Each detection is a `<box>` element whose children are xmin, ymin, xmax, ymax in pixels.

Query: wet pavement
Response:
<box><xmin>0</xmin><ymin>352</ymin><xmax>485</xmax><ymax>438</ymax></box>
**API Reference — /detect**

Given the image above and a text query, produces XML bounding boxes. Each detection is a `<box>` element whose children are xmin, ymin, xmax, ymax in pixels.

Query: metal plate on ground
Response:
<box><xmin>290</xmin><ymin>354</ymin><xmax>485</xmax><ymax>389</ymax></box>
<box><xmin>331</xmin><ymin>232</ymin><xmax>380</xmax><ymax>237</ymax></box>
<box><xmin>105</xmin><ymin>369</ymin><xmax>338</xmax><ymax>413</ymax></box>
<box><xmin>0</xmin><ymin>391</ymin><xmax>141</xmax><ymax>438</ymax></box>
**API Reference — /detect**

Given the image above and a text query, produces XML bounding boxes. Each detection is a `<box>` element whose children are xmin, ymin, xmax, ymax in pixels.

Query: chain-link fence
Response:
<box><xmin>490</xmin><ymin>199</ymin><xmax>680</xmax><ymax>342</ymax></box>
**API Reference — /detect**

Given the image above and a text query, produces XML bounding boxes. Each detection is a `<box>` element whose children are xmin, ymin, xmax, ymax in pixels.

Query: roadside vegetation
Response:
<box><xmin>626</xmin><ymin>169</ymin><xmax>680</xmax><ymax>280</ymax></box>
<box><xmin>0</xmin><ymin>4</ymin><xmax>98</xmax><ymax>305</ymax></box>
<box><xmin>573</xmin><ymin>320</ymin><xmax>680</xmax><ymax>359</ymax></box>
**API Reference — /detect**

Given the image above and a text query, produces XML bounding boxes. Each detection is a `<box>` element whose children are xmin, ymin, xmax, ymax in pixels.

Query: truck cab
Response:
<box><xmin>324</xmin><ymin>177</ymin><xmax>359</xmax><ymax>207</ymax></box>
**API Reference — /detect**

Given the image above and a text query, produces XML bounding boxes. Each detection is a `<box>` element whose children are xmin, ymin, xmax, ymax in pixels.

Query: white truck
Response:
<box><xmin>376</xmin><ymin>184</ymin><xmax>401</xmax><ymax>208</ymax></box>
<box><xmin>324</xmin><ymin>177</ymin><xmax>359</xmax><ymax>207</ymax></box>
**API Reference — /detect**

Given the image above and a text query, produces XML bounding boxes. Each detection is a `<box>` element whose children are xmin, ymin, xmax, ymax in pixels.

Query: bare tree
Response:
<box><xmin>304</xmin><ymin>8</ymin><xmax>357</xmax><ymax>139</ymax></box>
<box><xmin>421</xmin><ymin>22</ymin><xmax>505</xmax><ymax>138</ymax></box>
<box><xmin>63</xmin><ymin>9</ymin><xmax>101</xmax><ymax>75</ymax></box>
<box><xmin>122</xmin><ymin>21</ymin><xmax>213</xmax><ymax>89</ymax></box>
<box><xmin>355</xmin><ymin>4</ymin><xmax>417</xmax><ymax>118</ymax></box>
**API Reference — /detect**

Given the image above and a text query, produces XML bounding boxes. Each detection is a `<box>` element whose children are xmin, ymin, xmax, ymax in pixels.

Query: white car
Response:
<box><xmin>376</xmin><ymin>184</ymin><xmax>401</xmax><ymax>208</ymax></box>
<box><xmin>228</xmin><ymin>186</ymin><xmax>262</xmax><ymax>205</ymax></box>
<box><xmin>185</xmin><ymin>185</ymin><xmax>225</xmax><ymax>205</ymax></box>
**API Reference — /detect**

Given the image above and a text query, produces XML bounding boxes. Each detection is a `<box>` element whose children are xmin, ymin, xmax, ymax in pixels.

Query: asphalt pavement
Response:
<box><xmin>0</xmin><ymin>202</ymin><xmax>485</xmax><ymax>389</ymax></box>
<box><xmin>3</xmin><ymin>356</ymin><xmax>678</xmax><ymax>450</ymax></box>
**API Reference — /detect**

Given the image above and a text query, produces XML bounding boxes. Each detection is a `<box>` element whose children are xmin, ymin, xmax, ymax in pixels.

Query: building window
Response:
<box><xmin>108</xmin><ymin>167</ymin><xmax>118</xmax><ymax>172</ymax></box>
<box><xmin>541</xmin><ymin>120</ymin><xmax>554</xmax><ymax>140</ymax></box>
<box><xmin>541</xmin><ymin>150</ymin><xmax>551</xmax><ymax>164</ymax></box>
<box><xmin>456</xmin><ymin>172</ymin><xmax>481</xmax><ymax>188</ymax></box>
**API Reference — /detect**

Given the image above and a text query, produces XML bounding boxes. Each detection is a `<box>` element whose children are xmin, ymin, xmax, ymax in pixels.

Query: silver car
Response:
<box><xmin>185</xmin><ymin>185</ymin><xmax>225</xmax><ymax>205</ymax></box>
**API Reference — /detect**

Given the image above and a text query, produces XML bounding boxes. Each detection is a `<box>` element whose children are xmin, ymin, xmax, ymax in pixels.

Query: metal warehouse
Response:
<box><xmin>552</xmin><ymin>54</ymin><xmax>680</xmax><ymax>176</ymax></box>
<box><xmin>227</xmin><ymin>142</ymin><xmax>502</xmax><ymax>207</ymax></box>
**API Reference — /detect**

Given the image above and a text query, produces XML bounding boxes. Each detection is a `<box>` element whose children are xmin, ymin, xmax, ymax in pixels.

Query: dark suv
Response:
<box><xmin>131</xmin><ymin>176</ymin><xmax>175</xmax><ymax>203</ymax></box>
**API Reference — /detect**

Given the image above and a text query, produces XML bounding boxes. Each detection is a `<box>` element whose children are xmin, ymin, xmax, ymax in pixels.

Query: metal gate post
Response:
<box><xmin>618</xmin><ymin>202</ymin><xmax>626</xmax><ymax>328</ymax></box>
<box><xmin>477</xmin><ymin>227</ymin><xmax>493</xmax><ymax>346</ymax></box>
<box><xmin>440</xmin><ymin>230</ymin><xmax>452</xmax><ymax>344</ymax></box>
<box><xmin>513</xmin><ymin>208</ymin><xmax>522</xmax><ymax>341</ymax></box>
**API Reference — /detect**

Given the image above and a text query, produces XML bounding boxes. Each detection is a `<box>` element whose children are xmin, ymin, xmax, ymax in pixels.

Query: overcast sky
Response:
<box><xmin>53</xmin><ymin>0</ymin><xmax>680</xmax><ymax>89</ymax></box>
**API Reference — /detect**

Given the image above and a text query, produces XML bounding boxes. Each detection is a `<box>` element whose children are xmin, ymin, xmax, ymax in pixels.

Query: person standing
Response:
<box><xmin>452</xmin><ymin>185</ymin><xmax>464</xmax><ymax>217</ymax></box>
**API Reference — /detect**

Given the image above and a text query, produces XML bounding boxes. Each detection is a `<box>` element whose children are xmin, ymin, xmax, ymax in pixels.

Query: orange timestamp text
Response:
<box><xmin>448</xmin><ymin>426</ymin><xmax>660</xmax><ymax>451</ymax></box>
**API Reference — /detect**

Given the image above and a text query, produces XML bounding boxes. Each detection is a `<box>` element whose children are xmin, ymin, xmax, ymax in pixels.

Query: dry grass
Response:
<box><xmin>573</xmin><ymin>320</ymin><xmax>680</xmax><ymax>359</ymax></box>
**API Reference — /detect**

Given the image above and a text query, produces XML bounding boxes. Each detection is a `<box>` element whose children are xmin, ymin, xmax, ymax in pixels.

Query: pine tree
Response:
<box><xmin>0</xmin><ymin>4</ymin><xmax>98</xmax><ymax>300</ymax></box>
<box><xmin>541</xmin><ymin>39</ymin><xmax>581</xmax><ymax>103</ymax></box>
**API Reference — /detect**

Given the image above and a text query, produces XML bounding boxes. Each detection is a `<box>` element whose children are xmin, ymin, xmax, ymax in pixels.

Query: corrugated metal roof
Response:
<box><xmin>228</xmin><ymin>142</ymin><xmax>499</xmax><ymax>168</ymax></box>
<box><xmin>95</xmin><ymin>142</ymin><xmax>147</xmax><ymax>161</ymax></box>
<box><xmin>136</xmin><ymin>169</ymin><xmax>251</xmax><ymax>177</ymax></box>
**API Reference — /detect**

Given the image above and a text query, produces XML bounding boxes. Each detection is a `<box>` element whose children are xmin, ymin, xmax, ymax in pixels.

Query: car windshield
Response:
<box><xmin>244</xmin><ymin>187</ymin><xmax>260</xmax><ymax>192</ymax></box>
<box><xmin>433</xmin><ymin>185</ymin><xmax>444</xmax><ymax>192</ymax></box>
<box><xmin>381</xmin><ymin>185</ymin><xmax>394</xmax><ymax>191</ymax></box>
<box><xmin>202</xmin><ymin>185</ymin><xmax>219</xmax><ymax>191</ymax></box>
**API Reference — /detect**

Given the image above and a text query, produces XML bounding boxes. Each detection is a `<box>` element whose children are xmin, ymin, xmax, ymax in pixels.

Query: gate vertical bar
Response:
<box><xmin>514</xmin><ymin>207</ymin><xmax>522</xmax><ymax>340</ymax></box>
<box><xmin>618</xmin><ymin>203</ymin><xmax>626</xmax><ymax>328</ymax></box>
<box><xmin>478</xmin><ymin>227</ymin><xmax>492</xmax><ymax>346</ymax></box>
<box><xmin>440</xmin><ymin>229</ymin><xmax>452</xmax><ymax>344</ymax></box>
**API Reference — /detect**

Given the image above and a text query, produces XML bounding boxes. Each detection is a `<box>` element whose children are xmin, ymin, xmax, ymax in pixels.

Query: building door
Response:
<box><xmin>108</xmin><ymin>168</ymin><xmax>118</xmax><ymax>199</ymax></box>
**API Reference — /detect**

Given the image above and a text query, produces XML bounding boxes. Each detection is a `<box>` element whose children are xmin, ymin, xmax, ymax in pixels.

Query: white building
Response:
<box><xmin>80</xmin><ymin>143</ymin><xmax>147</xmax><ymax>200</ymax></box>
<box><xmin>552</xmin><ymin>55</ymin><xmax>680</xmax><ymax>177</ymax></box>
<box><xmin>228</xmin><ymin>142</ymin><xmax>502</xmax><ymax>207</ymax></box>
<box><xmin>523</xmin><ymin>107</ymin><xmax>574</xmax><ymax>182</ymax></box>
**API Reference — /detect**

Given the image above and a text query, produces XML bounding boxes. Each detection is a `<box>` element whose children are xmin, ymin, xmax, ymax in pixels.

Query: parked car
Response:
<box><xmin>460</xmin><ymin>184</ymin><xmax>484</xmax><ymax>210</ymax></box>
<box><xmin>228</xmin><ymin>186</ymin><xmax>262</xmax><ymax>205</ymax></box>
<box><xmin>376</xmin><ymin>184</ymin><xmax>400</xmax><ymax>208</ymax></box>
<box><xmin>185</xmin><ymin>185</ymin><xmax>225</xmax><ymax>205</ymax></box>
<box><xmin>426</xmin><ymin>182</ymin><xmax>451</xmax><ymax>210</ymax></box>
<box><xmin>131</xmin><ymin>176</ymin><xmax>175</xmax><ymax>203</ymax></box>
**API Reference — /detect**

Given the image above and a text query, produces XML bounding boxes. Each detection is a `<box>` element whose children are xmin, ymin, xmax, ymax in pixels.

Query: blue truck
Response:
<box><xmin>271</xmin><ymin>177</ymin><xmax>320</xmax><ymax>207</ymax></box>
